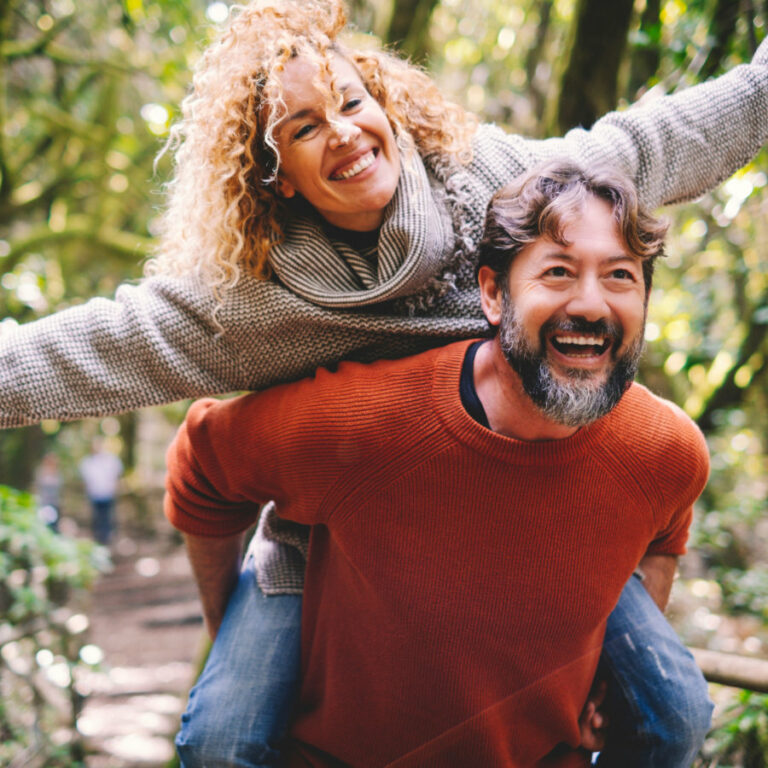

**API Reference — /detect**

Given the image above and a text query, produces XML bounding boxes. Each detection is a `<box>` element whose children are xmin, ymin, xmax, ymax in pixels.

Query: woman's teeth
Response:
<box><xmin>331</xmin><ymin>151</ymin><xmax>375</xmax><ymax>180</ymax></box>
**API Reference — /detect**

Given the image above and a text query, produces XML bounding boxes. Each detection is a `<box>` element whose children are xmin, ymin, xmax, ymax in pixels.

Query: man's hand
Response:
<box><xmin>183</xmin><ymin>531</ymin><xmax>244</xmax><ymax>639</ymax></box>
<box><xmin>578</xmin><ymin>676</ymin><xmax>609</xmax><ymax>752</ymax></box>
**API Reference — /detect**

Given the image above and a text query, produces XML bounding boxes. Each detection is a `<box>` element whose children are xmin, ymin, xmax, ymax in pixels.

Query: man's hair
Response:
<box><xmin>477</xmin><ymin>160</ymin><xmax>668</xmax><ymax>293</ymax></box>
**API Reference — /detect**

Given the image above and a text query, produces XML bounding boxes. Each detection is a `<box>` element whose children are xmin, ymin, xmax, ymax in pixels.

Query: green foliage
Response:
<box><xmin>0</xmin><ymin>0</ymin><xmax>210</xmax><ymax>483</ymax></box>
<box><xmin>697</xmin><ymin>691</ymin><xmax>768</xmax><ymax>767</ymax></box>
<box><xmin>0</xmin><ymin>484</ymin><xmax>108</xmax><ymax>766</ymax></box>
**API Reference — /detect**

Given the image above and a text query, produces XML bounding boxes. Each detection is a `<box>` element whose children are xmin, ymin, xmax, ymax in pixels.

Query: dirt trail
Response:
<box><xmin>79</xmin><ymin>537</ymin><xmax>204</xmax><ymax>768</ymax></box>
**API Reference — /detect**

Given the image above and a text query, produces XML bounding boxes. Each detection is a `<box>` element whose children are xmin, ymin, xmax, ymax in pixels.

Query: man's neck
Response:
<box><xmin>472</xmin><ymin>339</ymin><xmax>579</xmax><ymax>442</ymax></box>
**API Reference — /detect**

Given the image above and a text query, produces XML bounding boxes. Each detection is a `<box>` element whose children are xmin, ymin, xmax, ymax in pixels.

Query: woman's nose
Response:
<box><xmin>328</xmin><ymin>119</ymin><xmax>361</xmax><ymax>148</ymax></box>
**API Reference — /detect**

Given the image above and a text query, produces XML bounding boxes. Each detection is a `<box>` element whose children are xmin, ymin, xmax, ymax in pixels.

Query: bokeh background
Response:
<box><xmin>1</xmin><ymin>0</ymin><xmax>766</xmax><ymax>765</ymax></box>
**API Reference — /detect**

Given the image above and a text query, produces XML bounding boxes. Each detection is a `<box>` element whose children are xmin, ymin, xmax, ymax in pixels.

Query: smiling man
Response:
<box><xmin>165</xmin><ymin>161</ymin><xmax>710</xmax><ymax>767</ymax></box>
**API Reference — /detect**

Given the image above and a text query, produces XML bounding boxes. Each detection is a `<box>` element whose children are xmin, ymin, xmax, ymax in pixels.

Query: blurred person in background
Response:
<box><xmin>79</xmin><ymin>439</ymin><xmax>123</xmax><ymax>545</ymax></box>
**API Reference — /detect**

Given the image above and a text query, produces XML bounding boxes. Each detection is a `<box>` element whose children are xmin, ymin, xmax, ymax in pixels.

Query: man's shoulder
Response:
<box><xmin>621</xmin><ymin>383</ymin><xmax>698</xmax><ymax>428</ymax></box>
<box><xmin>296</xmin><ymin>340</ymin><xmax>466</xmax><ymax>403</ymax></box>
<box><xmin>215</xmin><ymin>340</ymin><xmax>470</xmax><ymax>447</ymax></box>
<box><xmin>611</xmin><ymin>383</ymin><xmax>709</xmax><ymax>476</ymax></box>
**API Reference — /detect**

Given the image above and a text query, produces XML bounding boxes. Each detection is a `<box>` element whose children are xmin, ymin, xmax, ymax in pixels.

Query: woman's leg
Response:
<box><xmin>176</xmin><ymin>545</ymin><xmax>302</xmax><ymax>768</ymax></box>
<box><xmin>596</xmin><ymin>573</ymin><xmax>713</xmax><ymax>767</ymax></box>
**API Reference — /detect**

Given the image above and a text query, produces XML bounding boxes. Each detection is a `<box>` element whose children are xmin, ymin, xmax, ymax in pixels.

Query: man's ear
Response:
<box><xmin>276</xmin><ymin>175</ymin><xmax>296</xmax><ymax>199</ymax></box>
<box><xmin>478</xmin><ymin>266</ymin><xmax>503</xmax><ymax>327</ymax></box>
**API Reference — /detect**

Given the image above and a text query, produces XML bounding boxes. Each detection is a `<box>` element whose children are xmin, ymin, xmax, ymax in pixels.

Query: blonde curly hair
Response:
<box><xmin>148</xmin><ymin>0</ymin><xmax>478</xmax><ymax>297</ymax></box>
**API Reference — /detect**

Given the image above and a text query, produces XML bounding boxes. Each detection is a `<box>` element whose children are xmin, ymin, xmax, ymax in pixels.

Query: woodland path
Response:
<box><xmin>79</xmin><ymin>536</ymin><xmax>204</xmax><ymax>768</ymax></box>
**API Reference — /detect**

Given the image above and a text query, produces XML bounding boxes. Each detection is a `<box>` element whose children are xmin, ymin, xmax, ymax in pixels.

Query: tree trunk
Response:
<box><xmin>627</xmin><ymin>0</ymin><xmax>662</xmax><ymax>97</ymax></box>
<box><xmin>699</xmin><ymin>0</ymin><xmax>740</xmax><ymax>80</ymax></box>
<box><xmin>697</xmin><ymin>310</ymin><xmax>768</xmax><ymax>432</ymax></box>
<box><xmin>0</xmin><ymin>425</ymin><xmax>45</xmax><ymax>490</ymax></box>
<box><xmin>524</xmin><ymin>0</ymin><xmax>554</xmax><ymax>128</ymax></box>
<box><xmin>386</xmin><ymin>0</ymin><xmax>439</xmax><ymax>62</ymax></box>
<box><xmin>555</xmin><ymin>0</ymin><xmax>635</xmax><ymax>132</ymax></box>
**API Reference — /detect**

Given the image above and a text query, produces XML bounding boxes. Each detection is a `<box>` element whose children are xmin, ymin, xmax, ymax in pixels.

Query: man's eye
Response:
<box><xmin>611</xmin><ymin>269</ymin><xmax>634</xmax><ymax>280</ymax></box>
<box><xmin>545</xmin><ymin>266</ymin><xmax>569</xmax><ymax>277</ymax></box>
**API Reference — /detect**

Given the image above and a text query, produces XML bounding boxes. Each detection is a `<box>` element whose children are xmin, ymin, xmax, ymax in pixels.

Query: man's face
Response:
<box><xmin>497</xmin><ymin>196</ymin><xmax>648</xmax><ymax>427</ymax></box>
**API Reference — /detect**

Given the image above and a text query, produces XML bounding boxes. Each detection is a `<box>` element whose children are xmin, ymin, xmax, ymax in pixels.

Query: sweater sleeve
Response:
<box><xmin>0</xmin><ymin>275</ymin><xmax>255</xmax><ymax>428</ymax></box>
<box><xmin>644</xmin><ymin>411</ymin><xmax>711</xmax><ymax>557</ymax></box>
<box><xmin>486</xmin><ymin>36</ymin><xmax>768</xmax><ymax>210</ymax></box>
<box><xmin>164</xmin><ymin>369</ymin><xmax>367</xmax><ymax>536</ymax></box>
<box><xmin>164</xmin><ymin>398</ymin><xmax>270</xmax><ymax>538</ymax></box>
<box><xmin>164</xmin><ymin>394</ymin><xmax>315</xmax><ymax>537</ymax></box>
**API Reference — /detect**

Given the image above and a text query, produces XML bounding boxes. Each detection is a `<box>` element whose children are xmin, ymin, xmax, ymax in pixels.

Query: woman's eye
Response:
<box><xmin>293</xmin><ymin>123</ymin><xmax>316</xmax><ymax>140</ymax></box>
<box><xmin>545</xmin><ymin>266</ymin><xmax>569</xmax><ymax>277</ymax></box>
<box><xmin>342</xmin><ymin>97</ymin><xmax>363</xmax><ymax>112</ymax></box>
<box><xmin>611</xmin><ymin>268</ymin><xmax>634</xmax><ymax>280</ymax></box>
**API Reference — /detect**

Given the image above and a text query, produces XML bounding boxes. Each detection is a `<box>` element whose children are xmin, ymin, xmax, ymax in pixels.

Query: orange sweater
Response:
<box><xmin>165</xmin><ymin>340</ymin><xmax>709</xmax><ymax>767</ymax></box>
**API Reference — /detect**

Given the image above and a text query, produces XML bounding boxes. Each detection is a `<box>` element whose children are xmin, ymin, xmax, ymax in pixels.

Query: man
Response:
<box><xmin>165</xmin><ymin>161</ymin><xmax>710</xmax><ymax>767</ymax></box>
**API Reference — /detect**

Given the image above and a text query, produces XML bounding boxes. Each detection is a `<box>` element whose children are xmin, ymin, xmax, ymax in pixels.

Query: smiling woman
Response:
<box><xmin>273</xmin><ymin>55</ymin><xmax>401</xmax><ymax>231</ymax></box>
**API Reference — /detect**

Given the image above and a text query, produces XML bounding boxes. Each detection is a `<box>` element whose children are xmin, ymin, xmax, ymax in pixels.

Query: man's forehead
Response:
<box><xmin>536</xmin><ymin>198</ymin><xmax>633</xmax><ymax>255</ymax></box>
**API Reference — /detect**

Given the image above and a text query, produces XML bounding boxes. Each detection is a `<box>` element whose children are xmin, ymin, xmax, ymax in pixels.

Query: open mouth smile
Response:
<box><xmin>550</xmin><ymin>333</ymin><xmax>613</xmax><ymax>359</ymax></box>
<box><xmin>329</xmin><ymin>148</ymin><xmax>378</xmax><ymax>181</ymax></box>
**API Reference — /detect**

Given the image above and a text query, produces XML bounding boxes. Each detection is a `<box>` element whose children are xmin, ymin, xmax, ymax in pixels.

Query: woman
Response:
<box><xmin>2</xmin><ymin>0</ymin><xmax>766</xmax><ymax>764</ymax></box>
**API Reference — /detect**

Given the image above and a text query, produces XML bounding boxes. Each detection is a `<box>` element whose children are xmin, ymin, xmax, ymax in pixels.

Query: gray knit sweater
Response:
<box><xmin>2</xmin><ymin>43</ymin><xmax>767</xmax><ymax>590</ymax></box>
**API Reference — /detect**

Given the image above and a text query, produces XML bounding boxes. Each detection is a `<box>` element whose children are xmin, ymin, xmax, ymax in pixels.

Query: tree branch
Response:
<box><xmin>0</xmin><ymin>216</ymin><xmax>152</xmax><ymax>273</ymax></box>
<box><xmin>697</xmin><ymin>302</ymin><xmax>768</xmax><ymax>431</ymax></box>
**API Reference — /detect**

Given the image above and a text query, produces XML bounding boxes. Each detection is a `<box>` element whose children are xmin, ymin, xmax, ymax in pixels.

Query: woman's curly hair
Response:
<box><xmin>147</xmin><ymin>0</ymin><xmax>478</xmax><ymax>299</ymax></box>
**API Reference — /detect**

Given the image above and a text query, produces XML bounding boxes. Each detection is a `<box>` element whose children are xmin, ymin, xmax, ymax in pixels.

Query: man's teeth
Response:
<box><xmin>554</xmin><ymin>335</ymin><xmax>606</xmax><ymax>346</ymax></box>
<box><xmin>331</xmin><ymin>151</ymin><xmax>375</xmax><ymax>180</ymax></box>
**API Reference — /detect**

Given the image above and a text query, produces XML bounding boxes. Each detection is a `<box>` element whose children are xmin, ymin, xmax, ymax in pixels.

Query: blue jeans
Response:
<box><xmin>177</xmin><ymin>566</ymin><xmax>712</xmax><ymax>768</ymax></box>
<box><xmin>90</xmin><ymin>498</ymin><xmax>114</xmax><ymax>545</ymax></box>
<box><xmin>595</xmin><ymin>573</ymin><xmax>713</xmax><ymax>767</ymax></box>
<box><xmin>176</xmin><ymin>548</ymin><xmax>302</xmax><ymax>768</ymax></box>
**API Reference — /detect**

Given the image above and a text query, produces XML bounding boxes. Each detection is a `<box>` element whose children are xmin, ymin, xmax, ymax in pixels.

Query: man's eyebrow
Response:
<box><xmin>604</xmin><ymin>253</ymin><xmax>640</xmax><ymax>264</ymax></box>
<box><xmin>541</xmin><ymin>250</ymin><xmax>637</xmax><ymax>263</ymax></box>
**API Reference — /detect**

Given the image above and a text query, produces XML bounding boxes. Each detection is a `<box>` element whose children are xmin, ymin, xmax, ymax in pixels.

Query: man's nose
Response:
<box><xmin>328</xmin><ymin>119</ymin><xmax>361</xmax><ymax>148</ymax></box>
<box><xmin>565</xmin><ymin>276</ymin><xmax>610</xmax><ymax>321</ymax></box>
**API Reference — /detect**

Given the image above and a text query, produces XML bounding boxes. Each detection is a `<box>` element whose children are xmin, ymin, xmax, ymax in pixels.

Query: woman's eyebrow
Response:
<box><xmin>284</xmin><ymin>82</ymin><xmax>357</xmax><ymax>124</ymax></box>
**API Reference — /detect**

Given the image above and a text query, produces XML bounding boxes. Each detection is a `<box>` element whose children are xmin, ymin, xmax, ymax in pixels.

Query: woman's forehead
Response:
<box><xmin>278</xmin><ymin>53</ymin><xmax>363</xmax><ymax>99</ymax></box>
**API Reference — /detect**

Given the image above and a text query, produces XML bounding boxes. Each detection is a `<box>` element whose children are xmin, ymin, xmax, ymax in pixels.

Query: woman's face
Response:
<box><xmin>273</xmin><ymin>55</ymin><xmax>401</xmax><ymax>232</ymax></box>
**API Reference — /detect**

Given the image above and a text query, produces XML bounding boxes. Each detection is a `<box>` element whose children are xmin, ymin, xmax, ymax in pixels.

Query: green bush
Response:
<box><xmin>0</xmin><ymin>485</ymin><xmax>108</xmax><ymax>767</ymax></box>
<box><xmin>697</xmin><ymin>690</ymin><xmax>768</xmax><ymax>768</ymax></box>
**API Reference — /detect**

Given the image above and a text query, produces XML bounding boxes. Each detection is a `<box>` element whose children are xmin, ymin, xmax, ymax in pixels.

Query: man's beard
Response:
<box><xmin>498</xmin><ymin>294</ymin><xmax>645</xmax><ymax>428</ymax></box>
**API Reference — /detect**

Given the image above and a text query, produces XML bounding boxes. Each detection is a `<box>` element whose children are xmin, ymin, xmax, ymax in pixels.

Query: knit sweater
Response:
<box><xmin>165</xmin><ymin>340</ymin><xmax>709</xmax><ymax>768</ymax></box>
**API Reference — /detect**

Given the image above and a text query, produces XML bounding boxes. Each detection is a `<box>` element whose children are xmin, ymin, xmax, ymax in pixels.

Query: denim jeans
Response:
<box><xmin>90</xmin><ymin>497</ymin><xmax>114</xmax><ymax>545</ymax></box>
<box><xmin>595</xmin><ymin>573</ymin><xmax>713</xmax><ymax>767</ymax></box>
<box><xmin>176</xmin><ymin>547</ymin><xmax>302</xmax><ymax>768</ymax></box>
<box><xmin>177</xmin><ymin>562</ymin><xmax>712</xmax><ymax>768</ymax></box>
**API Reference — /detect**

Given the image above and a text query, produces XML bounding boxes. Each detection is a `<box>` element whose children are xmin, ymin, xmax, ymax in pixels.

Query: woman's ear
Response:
<box><xmin>276</xmin><ymin>175</ymin><xmax>296</xmax><ymax>198</ymax></box>
<box><xmin>477</xmin><ymin>266</ymin><xmax>503</xmax><ymax>327</ymax></box>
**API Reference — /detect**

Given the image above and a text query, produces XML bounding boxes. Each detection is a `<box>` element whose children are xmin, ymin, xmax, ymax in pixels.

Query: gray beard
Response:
<box><xmin>498</xmin><ymin>294</ymin><xmax>645</xmax><ymax>428</ymax></box>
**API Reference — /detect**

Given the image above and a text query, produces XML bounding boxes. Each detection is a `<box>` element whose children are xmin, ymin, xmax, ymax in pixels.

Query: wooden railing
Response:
<box><xmin>693</xmin><ymin>648</ymin><xmax>768</xmax><ymax>693</ymax></box>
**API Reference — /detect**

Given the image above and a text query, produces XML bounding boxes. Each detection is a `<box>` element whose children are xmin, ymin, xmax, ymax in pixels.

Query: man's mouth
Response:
<box><xmin>550</xmin><ymin>333</ymin><xmax>612</xmax><ymax>359</ymax></box>
<box><xmin>329</xmin><ymin>148</ymin><xmax>378</xmax><ymax>180</ymax></box>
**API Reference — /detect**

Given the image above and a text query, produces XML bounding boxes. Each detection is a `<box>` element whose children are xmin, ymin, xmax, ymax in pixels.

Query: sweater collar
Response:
<box><xmin>432</xmin><ymin>341</ymin><xmax>623</xmax><ymax>466</ymax></box>
<box><xmin>268</xmin><ymin>148</ymin><xmax>455</xmax><ymax>309</ymax></box>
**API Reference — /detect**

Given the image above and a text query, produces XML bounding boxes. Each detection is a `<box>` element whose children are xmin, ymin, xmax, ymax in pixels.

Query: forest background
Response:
<box><xmin>0</xmin><ymin>0</ymin><xmax>767</xmax><ymax>765</ymax></box>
